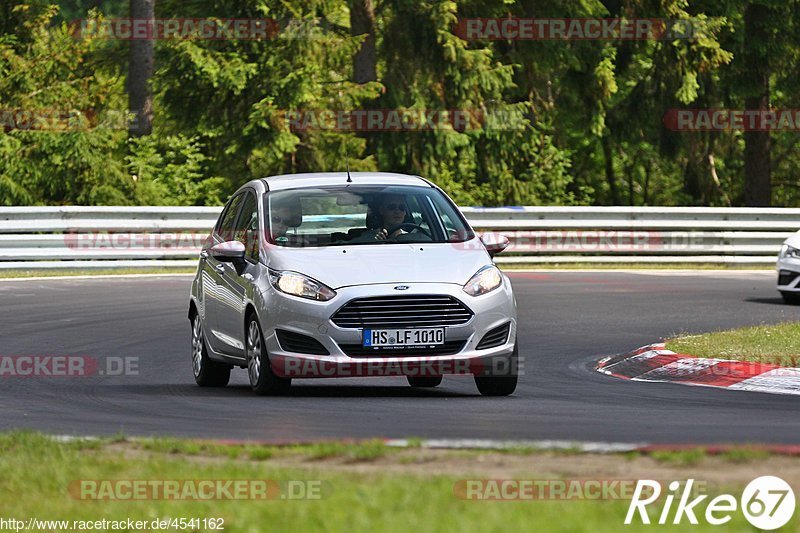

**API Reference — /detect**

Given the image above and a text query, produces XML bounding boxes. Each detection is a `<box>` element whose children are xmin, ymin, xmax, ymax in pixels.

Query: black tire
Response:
<box><xmin>475</xmin><ymin>374</ymin><xmax>517</xmax><ymax>396</ymax></box>
<box><xmin>191</xmin><ymin>313</ymin><xmax>231</xmax><ymax>387</ymax></box>
<box><xmin>246</xmin><ymin>314</ymin><xmax>291</xmax><ymax>396</ymax></box>
<box><xmin>474</xmin><ymin>342</ymin><xmax>518</xmax><ymax>397</ymax></box>
<box><xmin>407</xmin><ymin>376</ymin><xmax>443</xmax><ymax>388</ymax></box>
<box><xmin>781</xmin><ymin>291</ymin><xmax>800</xmax><ymax>305</ymax></box>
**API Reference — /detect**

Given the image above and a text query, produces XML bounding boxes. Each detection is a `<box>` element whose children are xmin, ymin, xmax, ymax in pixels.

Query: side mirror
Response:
<box><xmin>209</xmin><ymin>241</ymin><xmax>246</xmax><ymax>262</ymax></box>
<box><xmin>480</xmin><ymin>233</ymin><xmax>510</xmax><ymax>257</ymax></box>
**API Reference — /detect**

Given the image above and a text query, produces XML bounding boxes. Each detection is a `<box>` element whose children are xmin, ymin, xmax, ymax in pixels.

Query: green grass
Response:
<box><xmin>649</xmin><ymin>448</ymin><xmax>708</xmax><ymax>467</ymax></box>
<box><xmin>666</xmin><ymin>322</ymin><xmax>800</xmax><ymax>365</ymax></box>
<box><xmin>404</xmin><ymin>437</ymin><xmax>424</xmax><ymax>449</ymax></box>
<box><xmin>0</xmin><ymin>267</ymin><xmax>195</xmax><ymax>278</ymax></box>
<box><xmin>346</xmin><ymin>439</ymin><xmax>388</xmax><ymax>461</ymax></box>
<box><xmin>132</xmin><ymin>436</ymin><xmax>779</xmax><ymax>465</ymax></box>
<box><xmin>497</xmin><ymin>444</ymin><xmax>585</xmax><ymax>456</ymax></box>
<box><xmin>718</xmin><ymin>447</ymin><xmax>772</xmax><ymax>463</ymax></box>
<box><xmin>0</xmin><ymin>432</ymin><xmax>780</xmax><ymax>533</ymax></box>
<box><xmin>136</xmin><ymin>437</ymin><xmax>273</xmax><ymax>460</ymax></box>
<box><xmin>136</xmin><ymin>436</ymin><xmax>390</xmax><ymax>463</ymax></box>
<box><xmin>301</xmin><ymin>440</ymin><xmax>350</xmax><ymax>460</ymax></box>
<box><xmin>645</xmin><ymin>447</ymin><xmax>773</xmax><ymax>466</ymax></box>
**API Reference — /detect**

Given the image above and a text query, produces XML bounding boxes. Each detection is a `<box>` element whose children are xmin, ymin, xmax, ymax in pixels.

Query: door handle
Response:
<box><xmin>215</xmin><ymin>264</ymin><xmax>226</xmax><ymax>275</ymax></box>
<box><xmin>200</xmin><ymin>250</ymin><xmax>208</xmax><ymax>259</ymax></box>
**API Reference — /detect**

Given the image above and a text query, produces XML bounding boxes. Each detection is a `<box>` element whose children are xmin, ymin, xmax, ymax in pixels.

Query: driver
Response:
<box><xmin>269</xmin><ymin>198</ymin><xmax>303</xmax><ymax>243</ymax></box>
<box><xmin>371</xmin><ymin>194</ymin><xmax>409</xmax><ymax>241</ymax></box>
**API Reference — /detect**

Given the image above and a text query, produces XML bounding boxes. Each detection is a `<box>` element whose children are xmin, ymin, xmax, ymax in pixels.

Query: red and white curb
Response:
<box><xmin>597</xmin><ymin>343</ymin><xmax>800</xmax><ymax>396</ymax></box>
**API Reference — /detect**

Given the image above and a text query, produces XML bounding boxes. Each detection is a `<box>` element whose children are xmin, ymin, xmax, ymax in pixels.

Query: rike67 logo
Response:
<box><xmin>626</xmin><ymin>476</ymin><xmax>795</xmax><ymax>530</ymax></box>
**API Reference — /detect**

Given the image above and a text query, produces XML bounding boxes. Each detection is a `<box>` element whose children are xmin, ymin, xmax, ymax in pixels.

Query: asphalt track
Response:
<box><xmin>1</xmin><ymin>271</ymin><xmax>799</xmax><ymax>444</ymax></box>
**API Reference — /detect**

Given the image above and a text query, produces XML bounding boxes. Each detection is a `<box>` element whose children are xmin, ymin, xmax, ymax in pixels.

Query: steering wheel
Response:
<box><xmin>385</xmin><ymin>223</ymin><xmax>432</xmax><ymax>239</ymax></box>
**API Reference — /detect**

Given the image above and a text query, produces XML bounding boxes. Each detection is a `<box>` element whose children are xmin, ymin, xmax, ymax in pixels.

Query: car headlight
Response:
<box><xmin>463</xmin><ymin>265</ymin><xmax>503</xmax><ymax>296</ymax></box>
<box><xmin>269</xmin><ymin>270</ymin><xmax>336</xmax><ymax>301</ymax></box>
<box><xmin>781</xmin><ymin>245</ymin><xmax>800</xmax><ymax>259</ymax></box>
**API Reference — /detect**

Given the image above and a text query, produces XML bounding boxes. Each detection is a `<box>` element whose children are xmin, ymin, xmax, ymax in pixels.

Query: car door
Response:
<box><xmin>213</xmin><ymin>190</ymin><xmax>261</xmax><ymax>358</ymax></box>
<box><xmin>202</xmin><ymin>192</ymin><xmax>245</xmax><ymax>356</ymax></box>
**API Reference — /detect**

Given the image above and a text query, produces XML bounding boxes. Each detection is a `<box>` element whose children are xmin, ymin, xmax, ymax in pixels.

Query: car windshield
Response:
<box><xmin>265</xmin><ymin>185</ymin><xmax>473</xmax><ymax>247</ymax></box>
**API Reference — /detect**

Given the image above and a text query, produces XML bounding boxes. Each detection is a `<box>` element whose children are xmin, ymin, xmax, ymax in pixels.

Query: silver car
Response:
<box><xmin>188</xmin><ymin>172</ymin><xmax>518</xmax><ymax>396</ymax></box>
<box><xmin>777</xmin><ymin>232</ymin><xmax>800</xmax><ymax>303</ymax></box>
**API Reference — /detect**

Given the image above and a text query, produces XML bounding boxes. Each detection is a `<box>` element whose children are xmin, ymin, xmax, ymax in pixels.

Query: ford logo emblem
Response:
<box><xmin>394</xmin><ymin>285</ymin><xmax>410</xmax><ymax>290</ymax></box>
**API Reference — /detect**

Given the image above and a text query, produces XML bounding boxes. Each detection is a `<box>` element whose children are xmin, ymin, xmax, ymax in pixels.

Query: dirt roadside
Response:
<box><xmin>108</xmin><ymin>443</ymin><xmax>800</xmax><ymax>489</ymax></box>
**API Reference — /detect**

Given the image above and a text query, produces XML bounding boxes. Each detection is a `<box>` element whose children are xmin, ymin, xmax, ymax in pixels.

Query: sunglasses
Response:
<box><xmin>272</xmin><ymin>216</ymin><xmax>292</xmax><ymax>224</ymax></box>
<box><xmin>383</xmin><ymin>203</ymin><xmax>406</xmax><ymax>212</ymax></box>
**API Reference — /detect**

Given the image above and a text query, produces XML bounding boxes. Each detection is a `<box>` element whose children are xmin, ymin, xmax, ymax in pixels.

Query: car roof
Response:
<box><xmin>259</xmin><ymin>172</ymin><xmax>433</xmax><ymax>191</ymax></box>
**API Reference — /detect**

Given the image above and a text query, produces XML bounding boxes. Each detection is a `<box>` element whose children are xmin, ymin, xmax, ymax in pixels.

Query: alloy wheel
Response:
<box><xmin>247</xmin><ymin>320</ymin><xmax>262</xmax><ymax>386</ymax></box>
<box><xmin>191</xmin><ymin>316</ymin><xmax>204</xmax><ymax>378</ymax></box>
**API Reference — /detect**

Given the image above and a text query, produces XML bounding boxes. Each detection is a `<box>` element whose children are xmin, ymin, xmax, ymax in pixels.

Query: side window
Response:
<box><xmin>217</xmin><ymin>193</ymin><xmax>244</xmax><ymax>242</ymax></box>
<box><xmin>234</xmin><ymin>192</ymin><xmax>259</xmax><ymax>262</ymax></box>
<box><xmin>406</xmin><ymin>195</ymin><xmax>430</xmax><ymax>233</ymax></box>
<box><xmin>427</xmin><ymin>194</ymin><xmax>468</xmax><ymax>241</ymax></box>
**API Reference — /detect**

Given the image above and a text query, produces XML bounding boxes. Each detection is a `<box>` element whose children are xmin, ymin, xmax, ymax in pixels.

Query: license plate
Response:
<box><xmin>362</xmin><ymin>328</ymin><xmax>445</xmax><ymax>348</ymax></box>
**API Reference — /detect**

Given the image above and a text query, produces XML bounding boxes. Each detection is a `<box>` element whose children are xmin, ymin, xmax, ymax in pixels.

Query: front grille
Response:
<box><xmin>331</xmin><ymin>295</ymin><xmax>473</xmax><ymax>329</ymax></box>
<box><xmin>340</xmin><ymin>339</ymin><xmax>467</xmax><ymax>357</ymax></box>
<box><xmin>476</xmin><ymin>322</ymin><xmax>511</xmax><ymax>350</ymax></box>
<box><xmin>779</xmin><ymin>270</ymin><xmax>799</xmax><ymax>287</ymax></box>
<box><xmin>276</xmin><ymin>329</ymin><xmax>329</xmax><ymax>355</ymax></box>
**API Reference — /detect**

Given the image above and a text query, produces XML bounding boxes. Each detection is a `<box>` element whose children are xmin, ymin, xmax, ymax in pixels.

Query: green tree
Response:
<box><xmin>0</xmin><ymin>5</ymin><xmax>131</xmax><ymax>205</ymax></box>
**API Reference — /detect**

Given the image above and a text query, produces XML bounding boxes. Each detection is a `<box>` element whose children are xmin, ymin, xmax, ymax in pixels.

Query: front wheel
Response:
<box><xmin>781</xmin><ymin>291</ymin><xmax>800</xmax><ymax>305</ymax></box>
<box><xmin>246</xmin><ymin>315</ymin><xmax>291</xmax><ymax>395</ymax></box>
<box><xmin>474</xmin><ymin>342</ymin><xmax>518</xmax><ymax>396</ymax></box>
<box><xmin>191</xmin><ymin>314</ymin><xmax>231</xmax><ymax>387</ymax></box>
<box><xmin>474</xmin><ymin>374</ymin><xmax>518</xmax><ymax>396</ymax></box>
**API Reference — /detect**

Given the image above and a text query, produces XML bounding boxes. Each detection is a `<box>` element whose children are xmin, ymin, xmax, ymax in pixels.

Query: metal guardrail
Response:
<box><xmin>0</xmin><ymin>206</ymin><xmax>797</xmax><ymax>269</ymax></box>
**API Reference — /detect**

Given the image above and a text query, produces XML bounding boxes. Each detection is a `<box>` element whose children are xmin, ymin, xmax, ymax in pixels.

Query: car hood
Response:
<box><xmin>785</xmin><ymin>232</ymin><xmax>800</xmax><ymax>249</ymax></box>
<box><xmin>265</xmin><ymin>240</ymin><xmax>493</xmax><ymax>289</ymax></box>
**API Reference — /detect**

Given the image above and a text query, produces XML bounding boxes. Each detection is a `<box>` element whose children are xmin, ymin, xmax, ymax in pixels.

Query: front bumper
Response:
<box><xmin>776</xmin><ymin>257</ymin><xmax>800</xmax><ymax>292</ymax></box>
<box><xmin>256</xmin><ymin>280</ymin><xmax>517</xmax><ymax>378</ymax></box>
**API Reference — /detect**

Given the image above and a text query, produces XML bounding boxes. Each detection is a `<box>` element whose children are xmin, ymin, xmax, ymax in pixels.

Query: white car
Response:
<box><xmin>188</xmin><ymin>172</ymin><xmax>519</xmax><ymax>396</ymax></box>
<box><xmin>777</xmin><ymin>233</ymin><xmax>800</xmax><ymax>303</ymax></box>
